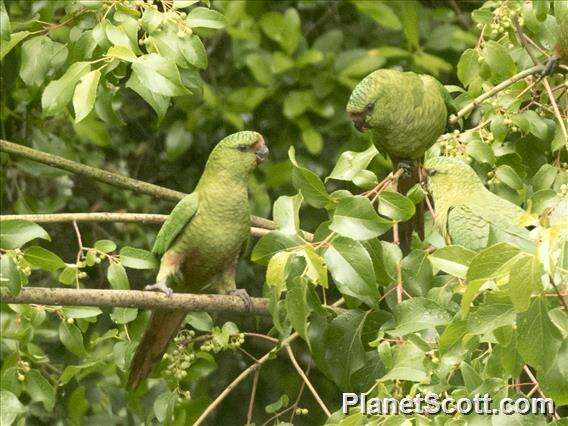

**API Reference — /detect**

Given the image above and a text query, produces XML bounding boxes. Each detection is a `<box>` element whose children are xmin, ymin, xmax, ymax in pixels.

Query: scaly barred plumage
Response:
<box><xmin>424</xmin><ymin>156</ymin><xmax>534</xmax><ymax>252</ymax></box>
<box><xmin>127</xmin><ymin>131</ymin><xmax>269</xmax><ymax>389</ymax></box>
<box><xmin>347</xmin><ymin>69</ymin><xmax>452</xmax><ymax>252</ymax></box>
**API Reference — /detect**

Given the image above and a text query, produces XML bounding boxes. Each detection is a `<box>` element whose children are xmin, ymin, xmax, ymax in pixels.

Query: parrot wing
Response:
<box><xmin>447</xmin><ymin>205</ymin><xmax>490</xmax><ymax>251</ymax></box>
<box><xmin>152</xmin><ymin>192</ymin><xmax>199</xmax><ymax>255</ymax></box>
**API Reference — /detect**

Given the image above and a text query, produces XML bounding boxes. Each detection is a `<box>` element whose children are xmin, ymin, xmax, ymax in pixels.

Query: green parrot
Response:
<box><xmin>424</xmin><ymin>156</ymin><xmax>534</xmax><ymax>252</ymax></box>
<box><xmin>127</xmin><ymin>131</ymin><xmax>269</xmax><ymax>389</ymax></box>
<box><xmin>346</xmin><ymin>69</ymin><xmax>452</xmax><ymax>251</ymax></box>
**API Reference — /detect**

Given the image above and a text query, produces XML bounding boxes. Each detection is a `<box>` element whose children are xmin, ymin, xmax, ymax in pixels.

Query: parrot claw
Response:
<box><xmin>229</xmin><ymin>288</ymin><xmax>253</xmax><ymax>312</ymax></box>
<box><xmin>144</xmin><ymin>281</ymin><xmax>173</xmax><ymax>297</ymax></box>
<box><xmin>540</xmin><ymin>56</ymin><xmax>559</xmax><ymax>78</ymax></box>
<box><xmin>397</xmin><ymin>160</ymin><xmax>414</xmax><ymax>178</ymax></box>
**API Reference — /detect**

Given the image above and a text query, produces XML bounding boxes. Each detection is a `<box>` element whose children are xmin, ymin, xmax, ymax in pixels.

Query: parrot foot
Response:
<box><xmin>396</xmin><ymin>160</ymin><xmax>414</xmax><ymax>179</ymax></box>
<box><xmin>540</xmin><ymin>56</ymin><xmax>559</xmax><ymax>78</ymax></box>
<box><xmin>229</xmin><ymin>288</ymin><xmax>253</xmax><ymax>312</ymax></box>
<box><xmin>144</xmin><ymin>281</ymin><xmax>173</xmax><ymax>297</ymax></box>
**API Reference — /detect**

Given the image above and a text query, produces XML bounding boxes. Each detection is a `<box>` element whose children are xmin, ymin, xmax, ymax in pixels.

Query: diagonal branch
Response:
<box><xmin>0</xmin><ymin>213</ymin><xmax>271</xmax><ymax>238</ymax></box>
<box><xmin>0</xmin><ymin>139</ymin><xmax>276</xmax><ymax>230</ymax></box>
<box><xmin>449</xmin><ymin>64</ymin><xmax>545</xmax><ymax>124</ymax></box>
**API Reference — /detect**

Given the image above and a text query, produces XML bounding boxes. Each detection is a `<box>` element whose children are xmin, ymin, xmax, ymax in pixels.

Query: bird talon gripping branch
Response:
<box><xmin>229</xmin><ymin>288</ymin><xmax>253</xmax><ymax>312</ymax></box>
<box><xmin>143</xmin><ymin>281</ymin><xmax>173</xmax><ymax>297</ymax></box>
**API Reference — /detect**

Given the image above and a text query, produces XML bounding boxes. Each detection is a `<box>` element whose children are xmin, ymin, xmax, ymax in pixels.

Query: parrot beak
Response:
<box><xmin>348</xmin><ymin>111</ymin><xmax>369</xmax><ymax>132</ymax></box>
<box><xmin>254</xmin><ymin>137</ymin><xmax>269</xmax><ymax>163</ymax></box>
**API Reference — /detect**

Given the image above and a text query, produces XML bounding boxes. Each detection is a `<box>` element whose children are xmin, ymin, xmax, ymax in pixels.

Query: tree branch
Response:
<box><xmin>0</xmin><ymin>213</ymin><xmax>271</xmax><ymax>238</ymax></box>
<box><xmin>0</xmin><ymin>139</ymin><xmax>276</xmax><ymax>230</ymax></box>
<box><xmin>449</xmin><ymin>64</ymin><xmax>545</xmax><ymax>124</ymax></box>
<box><xmin>1</xmin><ymin>287</ymin><xmax>271</xmax><ymax>316</ymax></box>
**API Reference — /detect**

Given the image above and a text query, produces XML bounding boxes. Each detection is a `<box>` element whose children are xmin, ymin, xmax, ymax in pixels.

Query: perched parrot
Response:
<box><xmin>127</xmin><ymin>131</ymin><xmax>269</xmax><ymax>389</ymax></box>
<box><xmin>424</xmin><ymin>156</ymin><xmax>534</xmax><ymax>252</ymax></box>
<box><xmin>346</xmin><ymin>69</ymin><xmax>452</xmax><ymax>252</ymax></box>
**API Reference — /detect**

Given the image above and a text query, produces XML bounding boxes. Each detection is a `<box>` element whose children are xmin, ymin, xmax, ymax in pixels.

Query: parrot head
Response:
<box><xmin>346</xmin><ymin>69</ymin><xmax>392</xmax><ymax>132</ymax></box>
<box><xmin>207</xmin><ymin>131</ymin><xmax>269</xmax><ymax>174</ymax></box>
<box><xmin>423</xmin><ymin>156</ymin><xmax>482</xmax><ymax>195</ymax></box>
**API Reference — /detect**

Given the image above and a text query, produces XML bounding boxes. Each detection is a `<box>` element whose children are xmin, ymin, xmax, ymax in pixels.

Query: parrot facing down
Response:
<box><xmin>424</xmin><ymin>156</ymin><xmax>534</xmax><ymax>252</ymax></box>
<box><xmin>127</xmin><ymin>131</ymin><xmax>269</xmax><ymax>389</ymax></box>
<box><xmin>347</xmin><ymin>69</ymin><xmax>452</xmax><ymax>251</ymax></box>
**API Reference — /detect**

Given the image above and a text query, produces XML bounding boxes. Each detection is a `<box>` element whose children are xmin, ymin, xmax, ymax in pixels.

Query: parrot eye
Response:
<box><xmin>236</xmin><ymin>145</ymin><xmax>249</xmax><ymax>152</ymax></box>
<box><xmin>365</xmin><ymin>103</ymin><xmax>374</xmax><ymax>113</ymax></box>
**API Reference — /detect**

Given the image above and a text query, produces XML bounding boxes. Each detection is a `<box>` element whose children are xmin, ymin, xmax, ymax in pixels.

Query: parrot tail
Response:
<box><xmin>127</xmin><ymin>309</ymin><xmax>187</xmax><ymax>389</ymax></box>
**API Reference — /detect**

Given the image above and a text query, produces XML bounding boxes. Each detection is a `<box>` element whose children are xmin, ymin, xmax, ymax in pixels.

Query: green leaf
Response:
<box><xmin>20</xmin><ymin>36</ymin><xmax>68</xmax><ymax>86</ymax></box>
<box><xmin>59</xmin><ymin>321</ymin><xmax>88</xmax><ymax>357</ymax></box>
<box><xmin>58</xmin><ymin>267</ymin><xmax>77</xmax><ymax>286</ymax></box>
<box><xmin>153</xmin><ymin>390</ymin><xmax>176</xmax><ymax>423</ymax></box>
<box><xmin>104</xmin><ymin>21</ymin><xmax>140</xmax><ymax>55</ymax></box>
<box><xmin>73</xmin><ymin>115</ymin><xmax>110</xmax><ymax>147</ymax></box>
<box><xmin>301</xmin><ymin>246</ymin><xmax>328</xmax><ymax>288</ymax></box>
<box><xmin>377</xmin><ymin>191</ymin><xmax>416</xmax><ymax>222</ymax></box>
<box><xmin>462</xmin><ymin>243</ymin><xmax>520</xmax><ymax>316</ymax></box>
<box><xmin>26</xmin><ymin>370</ymin><xmax>55</xmax><ymax>412</ymax></box>
<box><xmin>539</xmin><ymin>340</ymin><xmax>568</xmax><ymax>406</ymax></box>
<box><xmin>379</xmin><ymin>341</ymin><xmax>427</xmax><ymax>382</ymax></box>
<box><xmin>260</xmin><ymin>9</ymin><xmax>301</xmax><ymax>55</ymax></box>
<box><xmin>324</xmin><ymin>236</ymin><xmax>378</xmax><ymax>306</ymax></box>
<box><xmin>110</xmin><ymin>307</ymin><xmax>138</xmax><ymax>324</ymax></box>
<box><xmin>106</xmin><ymin>44</ymin><xmax>136</xmax><ymax>62</ymax></box>
<box><xmin>466</xmin><ymin>138</ymin><xmax>495</xmax><ymax>165</ymax></box>
<box><xmin>132</xmin><ymin>54</ymin><xmax>190</xmax><ymax>97</ymax></box>
<box><xmin>0</xmin><ymin>2</ymin><xmax>10</xmax><ymax>41</ymax></box>
<box><xmin>0</xmin><ymin>390</ymin><xmax>24</xmax><ymax>426</ymax></box>
<box><xmin>495</xmin><ymin>165</ymin><xmax>524</xmax><ymax>190</ymax></box>
<box><xmin>352</xmin><ymin>1</ymin><xmax>401</xmax><ymax>30</ymax></box>
<box><xmin>288</xmin><ymin>146</ymin><xmax>331</xmax><ymax>208</ymax></box>
<box><xmin>273</xmin><ymin>194</ymin><xmax>302</xmax><ymax>235</ymax></box>
<box><xmin>457</xmin><ymin>48</ymin><xmax>480</xmax><ymax>87</ymax></box>
<box><xmin>0</xmin><ymin>255</ymin><xmax>24</xmax><ymax>295</ymax></box>
<box><xmin>185</xmin><ymin>312</ymin><xmax>213</xmax><ymax>332</ymax></box>
<box><xmin>0</xmin><ymin>220</ymin><xmax>50</xmax><ymax>250</ymax></box>
<box><xmin>329</xmin><ymin>195</ymin><xmax>392</xmax><ymax>240</ymax></box>
<box><xmin>327</xmin><ymin>145</ymin><xmax>378</xmax><ymax>182</ymax></box>
<box><xmin>23</xmin><ymin>246</ymin><xmax>65</xmax><ymax>272</ymax></box>
<box><xmin>0</xmin><ymin>31</ymin><xmax>29</xmax><ymax>61</ymax></box>
<box><xmin>482</xmin><ymin>41</ymin><xmax>516</xmax><ymax>81</ymax></box>
<box><xmin>266</xmin><ymin>250</ymin><xmax>293</xmax><ymax>296</ymax></box>
<box><xmin>179</xmin><ymin>35</ymin><xmax>207</xmax><ymax>69</ymax></box>
<box><xmin>62</xmin><ymin>306</ymin><xmax>102</xmax><ymax>319</ymax></box>
<box><xmin>119</xmin><ymin>246</ymin><xmax>158</xmax><ymax>269</ymax></box>
<box><xmin>141</xmin><ymin>8</ymin><xmax>163</xmax><ymax>33</ymax></box>
<box><xmin>508</xmin><ymin>254</ymin><xmax>542</xmax><ymax>312</ymax></box>
<box><xmin>517</xmin><ymin>296</ymin><xmax>562</xmax><ymax>370</ymax></box>
<box><xmin>286</xmin><ymin>277</ymin><xmax>311</xmax><ymax>346</ymax></box>
<box><xmin>467</xmin><ymin>295</ymin><xmax>515</xmax><ymax>336</ymax></box>
<box><xmin>186</xmin><ymin>7</ymin><xmax>225</xmax><ymax>30</ymax></box>
<box><xmin>106</xmin><ymin>262</ymin><xmax>129</xmax><ymax>289</ymax></box>
<box><xmin>325</xmin><ymin>310</ymin><xmax>368</xmax><ymax>389</ymax></box>
<box><xmin>251</xmin><ymin>231</ymin><xmax>303</xmax><ymax>265</ymax></box>
<box><xmin>94</xmin><ymin>239</ymin><xmax>116</xmax><ymax>253</ymax></box>
<box><xmin>389</xmin><ymin>297</ymin><xmax>452</xmax><ymax>337</ymax></box>
<box><xmin>42</xmin><ymin>62</ymin><xmax>91</xmax><ymax>116</ymax></box>
<box><xmin>428</xmin><ymin>245</ymin><xmax>476</xmax><ymax>279</ymax></box>
<box><xmin>265</xmin><ymin>394</ymin><xmax>289</xmax><ymax>414</ymax></box>
<box><xmin>397</xmin><ymin>1</ymin><xmax>420</xmax><ymax>49</ymax></box>
<box><xmin>532</xmin><ymin>164</ymin><xmax>558</xmax><ymax>192</ymax></box>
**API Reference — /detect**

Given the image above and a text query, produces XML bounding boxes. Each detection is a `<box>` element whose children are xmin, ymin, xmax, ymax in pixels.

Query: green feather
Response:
<box><xmin>152</xmin><ymin>192</ymin><xmax>199</xmax><ymax>255</ymax></box>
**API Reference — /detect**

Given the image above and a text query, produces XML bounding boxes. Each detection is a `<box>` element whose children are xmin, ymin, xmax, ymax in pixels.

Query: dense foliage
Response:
<box><xmin>0</xmin><ymin>0</ymin><xmax>566</xmax><ymax>425</ymax></box>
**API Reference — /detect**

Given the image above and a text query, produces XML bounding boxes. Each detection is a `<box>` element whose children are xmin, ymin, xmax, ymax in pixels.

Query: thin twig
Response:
<box><xmin>246</xmin><ymin>369</ymin><xmax>260</xmax><ymax>425</ymax></box>
<box><xmin>449</xmin><ymin>65</ymin><xmax>545</xmax><ymax>123</ymax></box>
<box><xmin>285</xmin><ymin>345</ymin><xmax>331</xmax><ymax>417</ymax></box>
<box><xmin>72</xmin><ymin>221</ymin><xmax>83</xmax><ymax>289</ymax></box>
<box><xmin>289</xmin><ymin>362</ymin><xmax>311</xmax><ymax>423</ymax></box>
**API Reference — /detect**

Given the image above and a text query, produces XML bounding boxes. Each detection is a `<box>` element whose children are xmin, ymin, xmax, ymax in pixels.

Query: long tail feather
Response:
<box><xmin>127</xmin><ymin>309</ymin><xmax>187</xmax><ymax>389</ymax></box>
